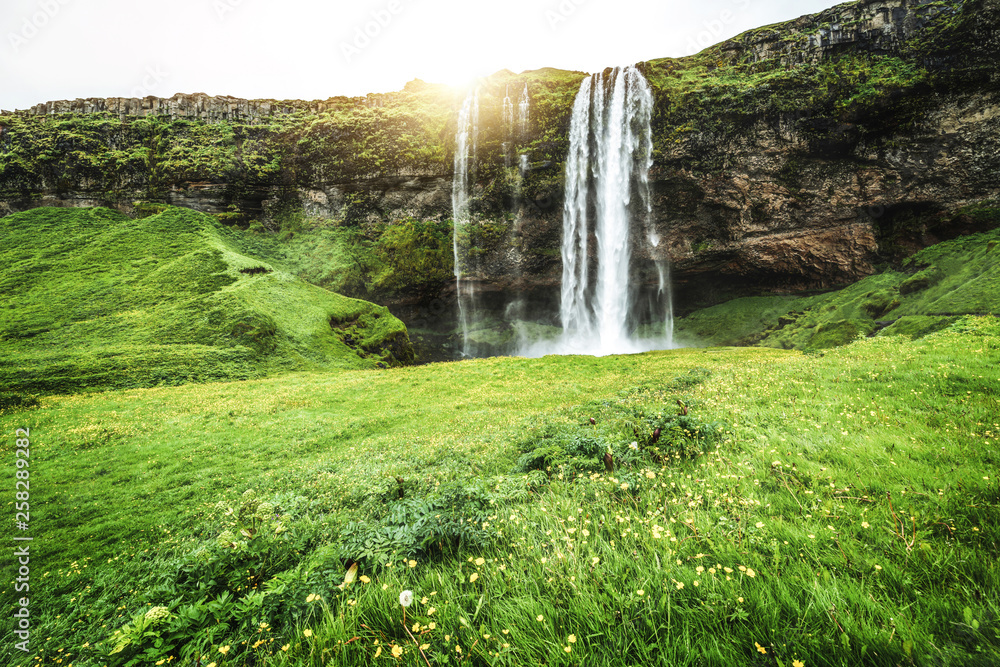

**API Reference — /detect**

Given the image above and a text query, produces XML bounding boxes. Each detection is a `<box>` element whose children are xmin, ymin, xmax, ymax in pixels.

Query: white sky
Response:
<box><xmin>2</xmin><ymin>0</ymin><xmax>841</xmax><ymax>111</ymax></box>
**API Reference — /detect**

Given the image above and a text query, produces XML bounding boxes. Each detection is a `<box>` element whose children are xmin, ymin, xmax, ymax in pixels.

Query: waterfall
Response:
<box><xmin>553</xmin><ymin>65</ymin><xmax>674</xmax><ymax>356</ymax></box>
<box><xmin>502</xmin><ymin>85</ymin><xmax>514</xmax><ymax>170</ymax></box>
<box><xmin>559</xmin><ymin>75</ymin><xmax>595</xmax><ymax>344</ymax></box>
<box><xmin>452</xmin><ymin>89</ymin><xmax>479</xmax><ymax>358</ymax></box>
<box><xmin>518</xmin><ymin>83</ymin><xmax>530</xmax><ymax>137</ymax></box>
<box><xmin>649</xmin><ymin>232</ymin><xmax>675</xmax><ymax>349</ymax></box>
<box><xmin>502</xmin><ymin>85</ymin><xmax>514</xmax><ymax>131</ymax></box>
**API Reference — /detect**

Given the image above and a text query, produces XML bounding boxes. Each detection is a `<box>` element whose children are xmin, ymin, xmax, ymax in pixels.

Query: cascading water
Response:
<box><xmin>502</xmin><ymin>85</ymin><xmax>514</xmax><ymax>169</ymax></box>
<box><xmin>452</xmin><ymin>89</ymin><xmax>479</xmax><ymax>357</ymax></box>
<box><xmin>518</xmin><ymin>83</ymin><xmax>530</xmax><ymax>138</ymax></box>
<box><xmin>551</xmin><ymin>65</ymin><xmax>675</xmax><ymax>356</ymax></box>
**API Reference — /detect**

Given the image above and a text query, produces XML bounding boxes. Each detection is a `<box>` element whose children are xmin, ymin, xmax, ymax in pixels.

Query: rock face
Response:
<box><xmin>1</xmin><ymin>0</ymin><xmax>999</xmax><ymax>318</ymax></box>
<box><xmin>17</xmin><ymin>91</ymin><xmax>391</xmax><ymax>121</ymax></box>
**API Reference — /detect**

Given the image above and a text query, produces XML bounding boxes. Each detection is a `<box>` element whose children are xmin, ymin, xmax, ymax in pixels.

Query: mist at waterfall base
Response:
<box><xmin>450</xmin><ymin>66</ymin><xmax>676</xmax><ymax>360</ymax></box>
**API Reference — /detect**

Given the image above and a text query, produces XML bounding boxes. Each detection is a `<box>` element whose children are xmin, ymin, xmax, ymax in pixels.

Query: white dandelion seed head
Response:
<box><xmin>399</xmin><ymin>590</ymin><xmax>413</xmax><ymax>607</ymax></box>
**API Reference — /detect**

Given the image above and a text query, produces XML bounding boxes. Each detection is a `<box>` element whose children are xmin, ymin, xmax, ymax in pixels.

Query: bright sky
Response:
<box><xmin>2</xmin><ymin>0</ymin><xmax>841</xmax><ymax>111</ymax></box>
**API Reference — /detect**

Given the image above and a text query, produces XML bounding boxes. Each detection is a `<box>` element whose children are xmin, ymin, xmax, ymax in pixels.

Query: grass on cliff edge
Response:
<box><xmin>1</xmin><ymin>318</ymin><xmax>998</xmax><ymax>666</ymax></box>
<box><xmin>675</xmin><ymin>224</ymin><xmax>1000</xmax><ymax>349</ymax></box>
<box><xmin>0</xmin><ymin>206</ymin><xmax>412</xmax><ymax>398</ymax></box>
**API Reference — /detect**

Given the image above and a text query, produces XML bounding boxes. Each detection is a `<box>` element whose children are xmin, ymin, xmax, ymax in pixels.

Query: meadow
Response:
<box><xmin>1</xmin><ymin>316</ymin><xmax>998</xmax><ymax>666</ymax></box>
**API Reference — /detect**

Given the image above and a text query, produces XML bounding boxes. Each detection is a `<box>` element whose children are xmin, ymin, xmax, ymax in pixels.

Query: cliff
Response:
<box><xmin>1</xmin><ymin>0</ymin><xmax>998</xmax><ymax>321</ymax></box>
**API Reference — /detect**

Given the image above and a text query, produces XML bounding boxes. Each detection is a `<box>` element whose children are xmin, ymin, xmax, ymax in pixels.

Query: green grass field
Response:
<box><xmin>0</xmin><ymin>207</ymin><xmax>414</xmax><ymax>400</ymax></box>
<box><xmin>2</xmin><ymin>316</ymin><xmax>998</xmax><ymax>666</ymax></box>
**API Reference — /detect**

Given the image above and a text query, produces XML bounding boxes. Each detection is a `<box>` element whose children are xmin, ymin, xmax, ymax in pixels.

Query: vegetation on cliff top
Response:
<box><xmin>2</xmin><ymin>318</ymin><xmax>997</xmax><ymax>665</ymax></box>
<box><xmin>0</xmin><ymin>206</ymin><xmax>413</xmax><ymax>399</ymax></box>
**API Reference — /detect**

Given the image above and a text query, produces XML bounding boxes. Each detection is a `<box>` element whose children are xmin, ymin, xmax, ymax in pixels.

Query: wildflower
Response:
<box><xmin>861</xmin><ymin>522</ymin><xmax>870</xmax><ymax>529</ymax></box>
<box><xmin>630</xmin><ymin>442</ymin><xmax>639</xmax><ymax>450</ymax></box>
<box><xmin>738</xmin><ymin>597</ymin><xmax>744</xmax><ymax>603</ymax></box>
<box><xmin>303</xmin><ymin>629</ymin><xmax>313</xmax><ymax>638</ymax></box>
<box><xmin>359</xmin><ymin>575</ymin><xmax>371</xmax><ymax>584</ymax></box>
<box><xmin>456</xmin><ymin>646</ymin><xmax>463</xmax><ymax>654</ymax></box>
<box><xmin>420</xmin><ymin>644</ymin><xmax>430</xmax><ymax>650</ymax></box>
<box><xmin>421</xmin><ymin>596</ymin><xmax>429</xmax><ymax>604</ymax></box>
<box><xmin>537</xmin><ymin>615</ymin><xmax>544</xmax><ymax>622</ymax></box>
<box><xmin>564</xmin><ymin>646</ymin><xmax>572</xmax><ymax>653</ymax></box>
<box><xmin>637</xmin><ymin>589</ymin><xmax>645</xmax><ymax>596</ymax></box>
<box><xmin>793</xmin><ymin>661</ymin><xmax>805</xmax><ymax>667</ymax></box>
<box><xmin>592</xmin><ymin>557</ymin><xmax>600</xmax><ymax>566</ymax></box>
<box><xmin>306</xmin><ymin>594</ymin><xmax>319</xmax><ymax>603</ymax></box>
<box><xmin>399</xmin><ymin>590</ymin><xmax>413</xmax><ymax>607</ymax></box>
<box><xmin>144</xmin><ymin>606</ymin><xmax>170</xmax><ymax>624</ymax></box>
<box><xmin>470</xmin><ymin>573</ymin><xmax>479</xmax><ymax>583</ymax></box>
<box><xmin>281</xmin><ymin>644</ymin><xmax>290</xmax><ymax>652</ymax></box>
<box><xmin>755</xmin><ymin>522</ymin><xmax>764</xmax><ymax>529</ymax></box>
<box><xmin>374</xmin><ymin>646</ymin><xmax>382</xmax><ymax>658</ymax></box>
<box><xmin>391</xmin><ymin>645</ymin><xmax>403</xmax><ymax>657</ymax></box>
<box><xmin>428</xmin><ymin>607</ymin><xmax>436</xmax><ymax>615</ymax></box>
<box><xmin>428</xmin><ymin>622</ymin><xmax>437</xmax><ymax>630</ymax></box>
<box><xmin>475</xmin><ymin>557</ymin><xmax>485</xmax><ymax>566</ymax></box>
<box><xmin>218</xmin><ymin>646</ymin><xmax>230</xmax><ymax>655</ymax></box>
<box><xmin>675</xmin><ymin>582</ymin><xmax>684</xmax><ymax>590</ymax></box>
<box><xmin>755</xmin><ymin>642</ymin><xmax>767</xmax><ymax>654</ymax></box>
<box><xmin>746</xmin><ymin>569</ymin><xmax>756</xmax><ymax>578</ymax></box>
<box><xmin>408</xmin><ymin>560</ymin><xmax>417</xmax><ymax>568</ymax></box>
<box><xmin>568</xmin><ymin>635</ymin><xmax>577</xmax><ymax>643</ymax></box>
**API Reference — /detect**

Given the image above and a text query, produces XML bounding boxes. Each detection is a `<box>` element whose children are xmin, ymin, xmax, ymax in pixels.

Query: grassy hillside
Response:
<box><xmin>676</xmin><ymin>223</ymin><xmax>1000</xmax><ymax>349</ymax></box>
<box><xmin>0</xmin><ymin>207</ymin><xmax>413</xmax><ymax>399</ymax></box>
<box><xmin>1</xmin><ymin>318</ymin><xmax>997</xmax><ymax>666</ymax></box>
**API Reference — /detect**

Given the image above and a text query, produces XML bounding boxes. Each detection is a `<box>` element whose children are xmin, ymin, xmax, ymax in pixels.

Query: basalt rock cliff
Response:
<box><xmin>1</xmin><ymin>0</ymin><xmax>998</xmax><ymax>322</ymax></box>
